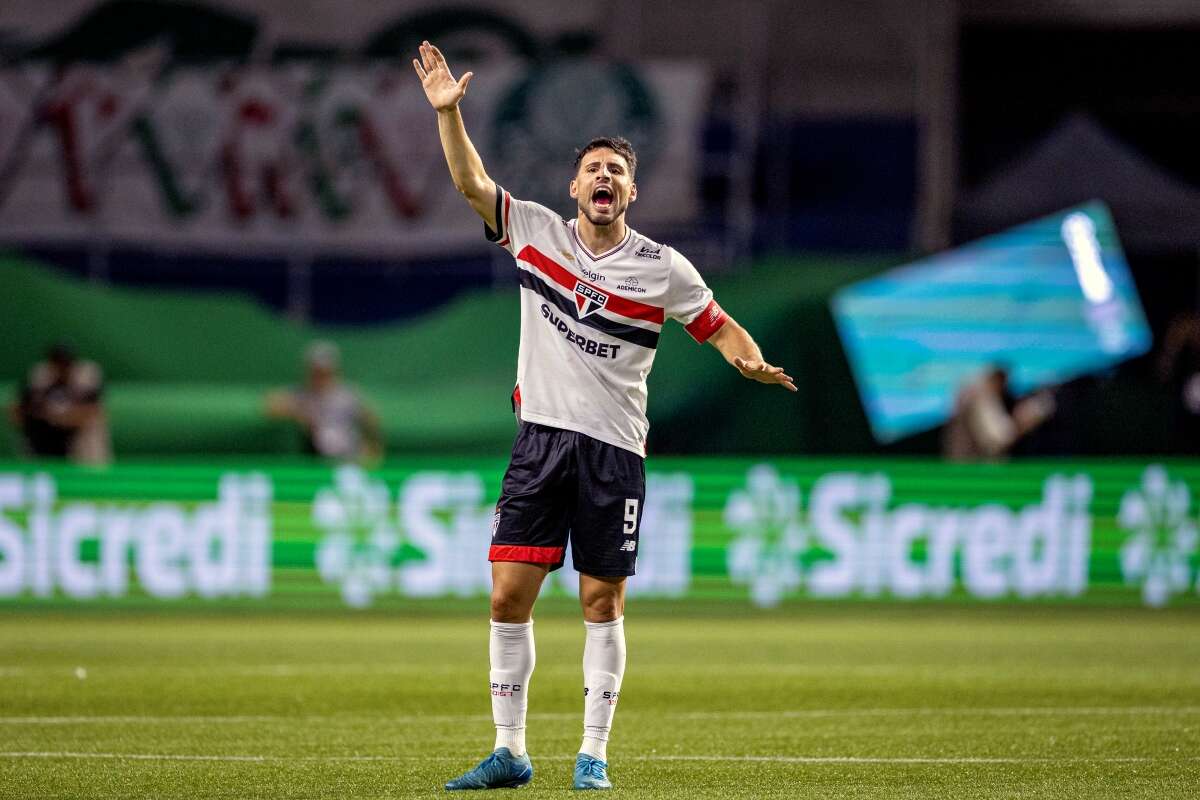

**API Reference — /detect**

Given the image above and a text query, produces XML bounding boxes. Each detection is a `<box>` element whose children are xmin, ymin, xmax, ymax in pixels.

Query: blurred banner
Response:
<box><xmin>1</xmin><ymin>459</ymin><xmax>1197</xmax><ymax>609</ymax></box>
<box><xmin>0</xmin><ymin>3</ymin><xmax>708</xmax><ymax>257</ymax></box>
<box><xmin>833</xmin><ymin>202</ymin><xmax>1153</xmax><ymax>443</ymax></box>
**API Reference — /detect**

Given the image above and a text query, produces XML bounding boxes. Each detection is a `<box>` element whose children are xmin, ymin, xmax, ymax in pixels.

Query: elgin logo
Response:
<box><xmin>574</xmin><ymin>281</ymin><xmax>609</xmax><ymax>319</ymax></box>
<box><xmin>491</xmin><ymin>682</ymin><xmax>523</xmax><ymax>697</ymax></box>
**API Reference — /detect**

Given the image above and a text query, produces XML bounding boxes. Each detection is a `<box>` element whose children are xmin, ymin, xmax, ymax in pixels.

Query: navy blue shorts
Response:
<box><xmin>489</xmin><ymin>422</ymin><xmax>646</xmax><ymax>577</ymax></box>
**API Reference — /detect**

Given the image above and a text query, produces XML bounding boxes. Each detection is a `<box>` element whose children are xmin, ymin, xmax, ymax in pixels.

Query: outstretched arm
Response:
<box><xmin>413</xmin><ymin>40</ymin><xmax>497</xmax><ymax>229</ymax></box>
<box><xmin>708</xmin><ymin>318</ymin><xmax>797</xmax><ymax>392</ymax></box>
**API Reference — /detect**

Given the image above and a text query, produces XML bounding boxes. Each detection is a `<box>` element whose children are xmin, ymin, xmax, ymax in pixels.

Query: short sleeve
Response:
<box><xmin>484</xmin><ymin>185</ymin><xmax>562</xmax><ymax>257</ymax></box>
<box><xmin>666</xmin><ymin>250</ymin><xmax>728</xmax><ymax>344</ymax></box>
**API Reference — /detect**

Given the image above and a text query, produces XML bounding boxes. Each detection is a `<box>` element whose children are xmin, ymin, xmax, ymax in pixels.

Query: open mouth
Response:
<box><xmin>592</xmin><ymin>187</ymin><xmax>613</xmax><ymax>209</ymax></box>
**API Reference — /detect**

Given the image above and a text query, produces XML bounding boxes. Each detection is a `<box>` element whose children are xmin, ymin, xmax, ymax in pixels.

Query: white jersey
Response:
<box><xmin>487</xmin><ymin>186</ymin><xmax>728</xmax><ymax>456</ymax></box>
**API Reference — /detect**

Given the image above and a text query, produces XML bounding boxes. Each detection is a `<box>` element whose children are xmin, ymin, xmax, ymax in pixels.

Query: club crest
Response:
<box><xmin>574</xmin><ymin>281</ymin><xmax>609</xmax><ymax>318</ymax></box>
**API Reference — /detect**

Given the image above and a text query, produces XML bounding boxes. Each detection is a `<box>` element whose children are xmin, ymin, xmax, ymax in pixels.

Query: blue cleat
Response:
<box><xmin>572</xmin><ymin>753</ymin><xmax>612</xmax><ymax>790</ymax></box>
<box><xmin>444</xmin><ymin>747</ymin><xmax>533</xmax><ymax>790</ymax></box>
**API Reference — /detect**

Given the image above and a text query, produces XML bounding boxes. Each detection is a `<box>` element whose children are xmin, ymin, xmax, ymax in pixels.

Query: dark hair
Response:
<box><xmin>47</xmin><ymin>341</ymin><xmax>76</xmax><ymax>365</ymax></box>
<box><xmin>573</xmin><ymin>136</ymin><xmax>637</xmax><ymax>177</ymax></box>
<box><xmin>987</xmin><ymin>362</ymin><xmax>1012</xmax><ymax>381</ymax></box>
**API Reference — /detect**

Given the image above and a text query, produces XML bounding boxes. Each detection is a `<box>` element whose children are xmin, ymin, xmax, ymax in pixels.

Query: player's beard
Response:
<box><xmin>578</xmin><ymin>196</ymin><xmax>627</xmax><ymax>228</ymax></box>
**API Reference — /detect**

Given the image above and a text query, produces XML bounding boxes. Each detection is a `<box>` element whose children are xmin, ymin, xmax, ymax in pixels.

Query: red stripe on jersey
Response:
<box><xmin>497</xmin><ymin>192</ymin><xmax>512</xmax><ymax>247</ymax></box>
<box><xmin>513</xmin><ymin>385</ymin><xmax>521</xmax><ymax>405</ymax></box>
<box><xmin>489</xmin><ymin>544</ymin><xmax>565</xmax><ymax>564</ymax></box>
<box><xmin>684</xmin><ymin>299</ymin><xmax>728</xmax><ymax>343</ymax></box>
<box><xmin>517</xmin><ymin>245</ymin><xmax>665</xmax><ymax>325</ymax></box>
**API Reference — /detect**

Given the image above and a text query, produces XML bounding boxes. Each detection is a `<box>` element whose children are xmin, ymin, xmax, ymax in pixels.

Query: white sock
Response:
<box><xmin>580</xmin><ymin>616</ymin><xmax>625</xmax><ymax>762</ymax></box>
<box><xmin>490</xmin><ymin>620</ymin><xmax>534</xmax><ymax>756</ymax></box>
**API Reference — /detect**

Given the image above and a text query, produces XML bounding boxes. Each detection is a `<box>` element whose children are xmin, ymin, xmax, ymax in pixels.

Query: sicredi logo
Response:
<box><xmin>726</xmin><ymin>466</ymin><xmax>1095</xmax><ymax>605</ymax></box>
<box><xmin>0</xmin><ymin>473</ymin><xmax>271</xmax><ymax>599</ymax></box>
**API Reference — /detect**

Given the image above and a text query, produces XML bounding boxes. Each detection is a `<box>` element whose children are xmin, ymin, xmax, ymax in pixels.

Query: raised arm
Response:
<box><xmin>413</xmin><ymin>40</ymin><xmax>497</xmax><ymax>229</ymax></box>
<box><xmin>708</xmin><ymin>318</ymin><xmax>797</xmax><ymax>392</ymax></box>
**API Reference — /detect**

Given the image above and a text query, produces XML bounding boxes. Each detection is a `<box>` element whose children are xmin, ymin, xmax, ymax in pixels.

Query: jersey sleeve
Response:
<box><xmin>484</xmin><ymin>185</ymin><xmax>562</xmax><ymax>257</ymax></box>
<box><xmin>665</xmin><ymin>250</ymin><xmax>728</xmax><ymax>344</ymax></box>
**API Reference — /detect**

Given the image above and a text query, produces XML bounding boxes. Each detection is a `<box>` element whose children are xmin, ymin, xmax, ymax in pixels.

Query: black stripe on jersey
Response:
<box><xmin>484</xmin><ymin>185</ymin><xmax>505</xmax><ymax>243</ymax></box>
<box><xmin>517</xmin><ymin>269</ymin><xmax>660</xmax><ymax>350</ymax></box>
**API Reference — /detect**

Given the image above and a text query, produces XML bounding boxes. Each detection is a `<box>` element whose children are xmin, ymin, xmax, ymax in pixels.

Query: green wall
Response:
<box><xmin>0</xmin><ymin>255</ymin><xmax>887</xmax><ymax>456</ymax></box>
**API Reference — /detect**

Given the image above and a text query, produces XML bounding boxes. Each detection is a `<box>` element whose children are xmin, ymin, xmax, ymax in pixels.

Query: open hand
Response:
<box><xmin>734</xmin><ymin>357</ymin><xmax>797</xmax><ymax>392</ymax></box>
<box><xmin>412</xmin><ymin>40</ymin><xmax>473</xmax><ymax>112</ymax></box>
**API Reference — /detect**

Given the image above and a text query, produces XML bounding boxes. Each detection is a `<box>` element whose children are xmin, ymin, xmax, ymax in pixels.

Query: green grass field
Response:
<box><xmin>1</xmin><ymin>604</ymin><xmax>1198</xmax><ymax>799</ymax></box>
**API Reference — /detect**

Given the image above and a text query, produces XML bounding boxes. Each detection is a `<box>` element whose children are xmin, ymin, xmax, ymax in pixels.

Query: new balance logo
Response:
<box><xmin>619</xmin><ymin>540</ymin><xmax>637</xmax><ymax>552</ymax></box>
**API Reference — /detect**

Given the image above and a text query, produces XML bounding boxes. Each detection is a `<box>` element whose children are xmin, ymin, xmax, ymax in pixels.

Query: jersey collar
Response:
<box><xmin>570</xmin><ymin>220</ymin><xmax>632</xmax><ymax>262</ymax></box>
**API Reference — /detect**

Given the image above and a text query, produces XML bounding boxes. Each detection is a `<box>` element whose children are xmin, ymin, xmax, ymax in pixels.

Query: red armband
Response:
<box><xmin>684</xmin><ymin>299</ymin><xmax>728</xmax><ymax>343</ymax></box>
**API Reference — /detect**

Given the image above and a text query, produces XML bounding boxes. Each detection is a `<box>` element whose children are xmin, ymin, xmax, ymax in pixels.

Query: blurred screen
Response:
<box><xmin>831</xmin><ymin>201</ymin><xmax>1152</xmax><ymax>443</ymax></box>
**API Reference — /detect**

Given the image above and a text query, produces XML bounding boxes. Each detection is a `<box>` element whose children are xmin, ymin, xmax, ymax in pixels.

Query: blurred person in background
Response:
<box><xmin>264</xmin><ymin>341</ymin><xmax>382</xmax><ymax>463</ymax></box>
<box><xmin>943</xmin><ymin>364</ymin><xmax>1055</xmax><ymax>462</ymax></box>
<box><xmin>1157</xmin><ymin>312</ymin><xmax>1200</xmax><ymax>451</ymax></box>
<box><xmin>8</xmin><ymin>342</ymin><xmax>111</xmax><ymax>465</ymax></box>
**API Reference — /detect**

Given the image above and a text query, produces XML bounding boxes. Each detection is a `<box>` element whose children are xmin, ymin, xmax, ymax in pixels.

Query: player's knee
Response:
<box><xmin>490</xmin><ymin>592</ymin><xmax>532</xmax><ymax>623</ymax></box>
<box><xmin>581</xmin><ymin>589</ymin><xmax>623</xmax><ymax>622</ymax></box>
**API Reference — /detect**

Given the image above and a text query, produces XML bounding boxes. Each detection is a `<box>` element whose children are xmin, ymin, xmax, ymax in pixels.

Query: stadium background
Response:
<box><xmin>1</xmin><ymin>3</ymin><xmax>1198</xmax><ymax>798</ymax></box>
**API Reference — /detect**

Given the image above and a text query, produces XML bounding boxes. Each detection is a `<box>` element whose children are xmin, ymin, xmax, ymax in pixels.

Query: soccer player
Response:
<box><xmin>414</xmin><ymin>41</ymin><xmax>795</xmax><ymax>791</ymax></box>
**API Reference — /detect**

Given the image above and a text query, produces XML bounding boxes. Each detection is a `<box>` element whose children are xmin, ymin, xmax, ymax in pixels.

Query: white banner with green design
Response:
<box><xmin>0</xmin><ymin>59</ymin><xmax>708</xmax><ymax>256</ymax></box>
